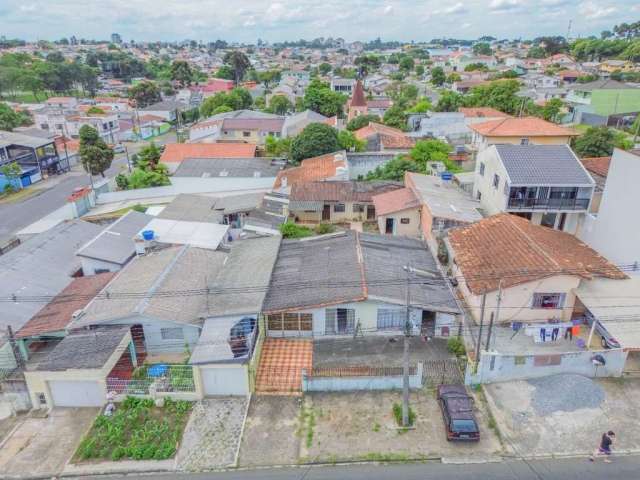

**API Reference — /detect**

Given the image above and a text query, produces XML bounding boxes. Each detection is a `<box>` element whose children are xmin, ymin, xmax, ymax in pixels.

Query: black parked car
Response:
<box><xmin>437</xmin><ymin>384</ymin><xmax>480</xmax><ymax>441</ymax></box>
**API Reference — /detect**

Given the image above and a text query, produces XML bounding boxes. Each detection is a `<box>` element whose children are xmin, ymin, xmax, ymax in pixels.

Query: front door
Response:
<box><xmin>322</xmin><ymin>204</ymin><xmax>331</xmax><ymax>221</ymax></box>
<box><xmin>422</xmin><ymin>310</ymin><xmax>436</xmax><ymax>337</ymax></box>
<box><xmin>385</xmin><ymin>218</ymin><xmax>395</xmax><ymax>234</ymax></box>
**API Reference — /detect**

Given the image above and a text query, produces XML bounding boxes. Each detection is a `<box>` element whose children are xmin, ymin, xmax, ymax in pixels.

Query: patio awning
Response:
<box><xmin>575</xmin><ymin>277</ymin><xmax>640</xmax><ymax>350</ymax></box>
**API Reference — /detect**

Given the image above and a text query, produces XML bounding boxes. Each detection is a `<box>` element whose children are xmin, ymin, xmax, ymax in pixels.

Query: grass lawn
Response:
<box><xmin>74</xmin><ymin>396</ymin><xmax>192</xmax><ymax>462</ymax></box>
<box><xmin>0</xmin><ymin>187</ymin><xmax>43</xmax><ymax>204</ymax></box>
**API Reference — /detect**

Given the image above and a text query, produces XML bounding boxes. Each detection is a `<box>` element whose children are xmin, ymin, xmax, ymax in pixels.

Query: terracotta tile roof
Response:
<box><xmin>458</xmin><ymin>107</ymin><xmax>511</xmax><ymax>118</ymax></box>
<box><xmin>290</xmin><ymin>181</ymin><xmax>402</xmax><ymax>203</ymax></box>
<box><xmin>448</xmin><ymin>213</ymin><xmax>626</xmax><ymax>295</ymax></box>
<box><xmin>138</xmin><ymin>114</ymin><xmax>166</xmax><ymax>123</ymax></box>
<box><xmin>367</xmin><ymin>99</ymin><xmax>393</xmax><ymax>109</ymax></box>
<box><xmin>354</xmin><ymin>122</ymin><xmax>416</xmax><ymax>149</ymax></box>
<box><xmin>160</xmin><ymin>143</ymin><xmax>257</xmax><ymax>163</ymax></box>
<box><xmin>581</xmin><ymin>156</ymin><xmax>611</xmax><ymax>178</ymax></box>
<box><xmin>16</xmin><ymin>272</ymin><xmax>116</xmax><ymax>339</ymax></box>
<box><xmin>469</xmin><ymin>116</ymin><xmax>579</xmax><ymax>137</ymax></box>
<box><xmin>372</xmin><ymin>187</ymin><xmax>420</xmax><ymax>216</ymax></box>
<box><xmin>379</xmin><ymin>134</ymin><xmax>416</xmax><ymax>149</ymax></box>
<box><xmin>273</xmin><ymin>151</ymin><xmax>345</xmax><ymax>189</ymax></box>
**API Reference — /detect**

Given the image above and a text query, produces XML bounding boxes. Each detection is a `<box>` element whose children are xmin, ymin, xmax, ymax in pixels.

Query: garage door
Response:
<box><xmin>49</xmin><ymin>380</ymin><xmax>104</xmax><ymax>407</ymax></box>
<box><xmin>201</xmin><ymin>367</ymin><xmax>248</xmax><ymax>396</ymax></box>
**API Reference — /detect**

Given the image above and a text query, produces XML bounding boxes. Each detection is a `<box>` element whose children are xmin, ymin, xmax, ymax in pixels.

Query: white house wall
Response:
<box><xmin>80</xmin><ymin>257</ymin><xmax>124</xmax><ymax>276</ymax></box>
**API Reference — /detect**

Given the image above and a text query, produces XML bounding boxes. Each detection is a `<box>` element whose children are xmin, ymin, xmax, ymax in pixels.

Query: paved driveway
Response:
<box><xmin>0</xmin><ymin>408</ymin><xmax>98</xmax><ymax>477</ymax></box>
<box><xmin>176</xmin><ymin>397</ymin><xmax>248</xmax><ymax>471</ymax></box>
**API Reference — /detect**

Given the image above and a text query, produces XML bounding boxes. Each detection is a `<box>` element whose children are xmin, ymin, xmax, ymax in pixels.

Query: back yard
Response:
<box><xmin>74</xmin><ymin>397</ymin><xmax>192</xmax><ymax>462</ymax></box>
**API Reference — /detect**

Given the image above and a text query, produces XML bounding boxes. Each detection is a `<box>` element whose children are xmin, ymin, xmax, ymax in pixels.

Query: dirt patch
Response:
<box><xmin>300</xmin><ymin>390</ymin><xmax>502</xmax><ymax>463</ymax></box>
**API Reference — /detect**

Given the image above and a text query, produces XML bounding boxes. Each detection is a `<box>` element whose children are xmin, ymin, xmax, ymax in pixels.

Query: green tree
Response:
<box><xmin>382</xmin><ymin>105</ymin><xmax>408</xmax><ymax>130</ymax></box>
<box><xmin>318</xmin><ymin>63</ymin><xmax>332</xmax><ymax>75</ymax></box>
<box><xmin>170</xmin><ymin>60</ymin><xmax>193</xmax><ymax>87</ymax></box>
<box><xmin>86</xmin><ymin>106</ymin><xmax>105</xmax><ymax>115</ymax></box>
<box><xmin>214</xmin><ymin>65</ymin><xmax>235</xmax><ymax>80</ymax></box>
<box><xmin>435</xmin><ymin>90</ymin><xmax>463</xmax><ymax>112</ymax></box>
<box><xmin>572</xmin><ymin>126</ymin><xmax>616</xmax><ymax>157</ymax></box>
<box><xmin>223</xmin><ymin>51</ymin><xmax>251</xmax><ymax>86</ymax></box>
<box><xmin>410</xmin><ymin>139</ymin><xmax>458</xmax><ymax>172</ymax></box>
<box><xmin>365</xmin><ymin>156</ymin><xmax>420</xmax><ymax>181</ymax></box>
<box><xmin>541</xmin><ymin>98</ymin><xmax>563</xmax><ymax>123</ymax></box>
<box><xmin>407</xmin><ymin>98</ymin><xmax>432</xmax><ymax>113</ymax></box>
<box><xmin>430</xmin><ymin>66</ymin><xmax>446</xmax><ymax>86</ymax></box>
<box><xmin>464</xmin><ymin>63</ymin><xmax>489</xmax><ymax>72</ymax></box>
<box><xmin>385</xmin><ymin>82</ymin><xmax>419</xmax><ymax>106</ymax></box>
<box><xmin>290</xmin><ymin>123</ymin><xmax>340</xmax><ymax>163</ymax></box>
<box><xmin>267</xmin><ymin>94</ymin><xmax>293</xmax><ymax>115</ymax></box>
<box><xmin>337</xmin><ymin>130</ymin><xmax>365</xmax><ymax>152</ymax></box>
<box><xmin>0</xmin><ymin>161</ymin><xmax>22</xmax><ymax>193</ymax></box>
<box><xmin>473</xmin><ymin>42</ymin><xmax>493</xmax><ymax>56</ymax></box>
<box><xmin>415</xmin><ymin>65</ymin><xmax>425</xmax><ymax>77</ymax></box>
<box><xmin>527</xmin><ymin>46</ymin><xmax>546</xmax><ymax>58</ymax></box>
<box><xmin>0</xmin><ymin>103</ymin><xmax>31</xmax><ymax>130</ymax></box>
<box><xmin>79</xmin><ymin>125</ymin><xmax>114</xmax><ymax>177</ymax></box>
<box><xmin>265</xmin><ymin>135</ymin><xmax>292</xmax><ymax>157</ymax></box>
<box><xmin>399</xmin><ymin>57</ymin><xmax>415</xmax><ymax>72</ymax></box>
<box><xmin>346</xmin><ymin>114</ymin><xmax>381</xmax><ymax>131</ymax></box>
<box><xmin>302</xmin><ymin>79</ymin><xmax>346</xmax><ymax>117</ymax></box>
<box><xmin>446</xmin><ymin>72</ymin><xmax>461</xmax><ymax>83</ymax></box>
<box><xmin>128</xmin><ymin>81</ymin><xmax>161</xmax><ymax>108</ymax></box>
<box><xmin>354</xmin><ymin>55</ymin><xmax>381</xmax><ymax>77</ymax></box>
<box><xmin>199</xmin><ymin>88</ymin><xmax>253</xmax><ymax>116</ymax></box>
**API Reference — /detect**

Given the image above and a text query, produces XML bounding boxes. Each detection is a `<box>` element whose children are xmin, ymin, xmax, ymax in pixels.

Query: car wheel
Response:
<box><xmin>601</xmin><ymin>336</ymin><xmax>609</xmax><ymax>349</ymax></box>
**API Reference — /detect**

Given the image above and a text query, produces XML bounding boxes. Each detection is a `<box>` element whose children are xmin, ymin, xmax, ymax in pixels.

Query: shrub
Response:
<box><xmin>280</xmin><ymin>222</ymin><xmax>314</xmax><ymax>238</ymax></box>
<box><xmin>447</xmin><ymin>336</ymin><xmax>466</xmax><ymax>357</ymax></box>
<box><xmin>392</xmin><ymin>402</ymin><xmax>416</xmax><ymax>427</ymax></box>
<box><xmin>315</xmin><ymin>223</ymin><xmax>335</xmax><ymax>235</ymax></box>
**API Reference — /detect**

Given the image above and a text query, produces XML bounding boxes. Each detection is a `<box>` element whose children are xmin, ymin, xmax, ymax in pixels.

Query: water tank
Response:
<box><xmin>142</xmin><ymin>230</ymin><xmax>155</xmax><ymax>241</ymax></box>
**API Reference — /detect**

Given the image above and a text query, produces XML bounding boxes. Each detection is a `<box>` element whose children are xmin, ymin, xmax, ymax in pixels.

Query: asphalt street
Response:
<box><xmin>0</xmin><ymin>133</ymin><xmax>176</xmax><ymax>241</ymax></box>
<box><xmin>82</xmin><ymin>456</ymin><xmax>640</xmax><ymax>480</ymax></box>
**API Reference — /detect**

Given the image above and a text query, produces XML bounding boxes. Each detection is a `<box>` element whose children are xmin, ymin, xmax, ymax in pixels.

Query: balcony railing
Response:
<box><xmin>507</xmin><ymin>197</ymin><xmax>590</xmax><ymax>210</ymax></box>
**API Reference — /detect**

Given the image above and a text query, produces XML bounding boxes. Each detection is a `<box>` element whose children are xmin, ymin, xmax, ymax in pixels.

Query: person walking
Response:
<box><xmin>590</xmin><ymin>431</ymin><xmax>615</xmax><ymax>463</ymax></box>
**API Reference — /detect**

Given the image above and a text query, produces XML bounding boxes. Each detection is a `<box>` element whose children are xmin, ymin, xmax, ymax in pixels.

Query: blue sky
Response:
<box><xmin>2</xmin><ymin>0</ymin><xmax>638</xmax><ymax>43</ymax></box>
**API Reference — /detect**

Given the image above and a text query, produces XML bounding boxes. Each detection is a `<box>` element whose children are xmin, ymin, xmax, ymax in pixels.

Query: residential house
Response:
<box><xmin>76</xmin><ymin>211</ymin><xmax>153</xmax><ymax>276</ymax></box>
<box><xmin>473</xmin><ymin>144</ymin><xmax>594</xmax><ymax>234</ymax></box>
<box><xmin>282</xmin><ymin>110</ymin><xmax>329</xmax><ymax>138</ymax></box>
<box><xmin>159</xmin><ymin>143</ymin><xmax>257</xmax><ymax>172</ymax></box>
<box><xmin>372</xmin><ymin>187</ymin><xmax>422</xmax><ymax>237</ymax></box>
<box><xmin>69</xmin><ymin>245</ymin><xmax>227</xmax><ymax>358</ymax></box>
<box><xmin>14</xmin><ymin>272</ymin><xmax>116</xmax><ymax>364</ymax></box>
<box><xmin>173</xmin><ymin>157</ymin><xmax>282</xmax><ymax>180</ymax></box>
<box><xmin>447</xmin><ymin>213</ymin><xmax>626</xmax><ymax>327</ymax></box>
<box><xmin>273</xmin><ymin>151</ymin><xmax>348</xmax><ymax>191</ymax></box>
<box><xmin>458</xmin><ymin>107</ymin><xmax>511</xmax><ymax>125</ymax></box>
<box><xmin>64</xmin><ymin>112</ymin><xmax>120</xmax><ymax>143</ymax></box>
<box><xmin>217</xmin><ymin>117</ymin><xmax>285</xmax><ymax>144</ymax></box>
<box><xmin>192</xmin><ymin>236</ymin><xmax>281</xmax><ymax>395</ymax></box>
<box><xmin>580</xmin><ymin>149</ymin><xmax>640</xmax><ymax>267</ymax></box>
<box><xmin>330</xmin><ymin>77</ymin><xmax>355</xmax><ymax>95</ymax></box>
<box><xmin>599</xmin><ymin>60</ymin><xmax>636</xmax><ymax>74</ymax></box>
<box><xmin>354</xmin><ymin>122</ymin><xmax>415</xmax><ymax>152</ymax></box>
<box><xmin>288</xmin><ymin>180</ymin><xmax>401</xmax><ymax>224</ymax></box>
<box><xmin>450</xmin><ymin>54</ymin><xmax>497</xmax><ymax>72</ymax></box>
<box><xmin>469</xmin><ymin>116</ymin><xmax>579</xmax><ymax>150</ymax></box>
<box><xmin>0</xmin><ymin>130</ymin><xmax>67</xmax><ymax>186</ymax></box>
<box><xmin>263</xmin><ymin>232</ymin><xmax>459</xmax><ymax>338</ymax></box>
<box><xmin>580</xmin><ymin>156</ymin><xmax>610</xmax><ymax>213</ymax></box>
<box><xmin>44</xmin><ymin>97</ymin><xmax>78</xmax><ymax>109</ymax></box>
<box><xmin>345</xmin><ymin>152</ymin><xmax>397</xmax><ymax>180</ymax></box>
<box><xmin>0</xmin><ymin>220</ymin><xmax>103</xmax><ymax>335</ymax></box>
<box><xmin>565</xmin><ymin>79</ymin><xmax>640</xmax><ymax>125</ymax></box>
<box><xmin>140</xmin><ymin>99</ymin><xmax>188</xmax><ymax>122</ymax></box>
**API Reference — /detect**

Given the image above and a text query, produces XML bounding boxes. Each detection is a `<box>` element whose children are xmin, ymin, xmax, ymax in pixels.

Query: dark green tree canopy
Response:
<box><xmin>128</xmin><ymin>81</ymin><xmax>161</xmax><ymax>108</ymax></box>
<box><xmin>290</xmin><ymin>123</ymin><xmax>340</xmax><ymax>163</ymax></box>
<box><xmin>79</xmin><ymin>125</ymin><xmax>114</xmax><ymax>177</ymax></box>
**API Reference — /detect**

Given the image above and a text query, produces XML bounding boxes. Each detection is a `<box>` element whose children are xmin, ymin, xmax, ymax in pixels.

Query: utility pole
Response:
<box><xmin>124</xmin><ymin>144</ymin><xmax>132</xmax><ymax>172</ymax></box>
<box><xmin>486</xmin><ymin>312</ymin><xmax>494</xmax><ymax>352</ymax></box>
<box><xmin>474</xmin><ymin>293</ymin><xmax>487</xmax><ymax>370</ymax></box>
<box><xmin>487</xmin><ymin>280</ymin><xmax>503</xmax><ymax>351</ymax></box>
<box><xmin>402</xmin><ymin>263</ymin><xmax>412</xmax><ymax>428</ymax></box>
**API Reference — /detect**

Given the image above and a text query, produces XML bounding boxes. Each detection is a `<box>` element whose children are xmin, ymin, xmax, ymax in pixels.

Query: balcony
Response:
<box><xmin>507</xmin><ymin>197</ymin><xmax>590</xmax><ymax>211</ymax></box>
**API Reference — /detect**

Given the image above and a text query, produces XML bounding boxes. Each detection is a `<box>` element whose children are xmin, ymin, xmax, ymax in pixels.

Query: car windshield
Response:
<box><xmin>452</xmin><ymin>419</ymin><xmax>478</xmax><ymax>432</ymax></box>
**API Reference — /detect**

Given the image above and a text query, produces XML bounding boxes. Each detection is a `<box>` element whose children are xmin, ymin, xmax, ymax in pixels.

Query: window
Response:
<box><xmin>520</xmin><ymin>138</ymin><xmax>529</xmax><ymax>145</ymax></box>
<box><xmin>325</xmin><ymin>308</ymin><xmax>355</xmax><ymax>334</ymax></box>
<box><xmin>334</xmin><ymin>203</ymin><xmax>345</xmax><ymax>213</ymax></box>
<box><xmin>267</xmin><ymin>313</ymin><xmax>312</xmax><ymax>331</ymax></box>
<box><xmin>476</xmin><ymin>191</ymin><xmax>482</xmax><ymax>200</ymax></box>
<box><xmin>353</xmin><ymin>204</ymin><xmax>365</xmax><ymax>213</ymax></box>
<box><xmin>493</xmin><ymin>174</ymin><xmax>500</xmax><ymax>190</ymax></box>
<box><xmin>160</xmin><ymin>327</ymin><xmax>184</xmax><ymax>340</ymax></box>
<box><xmin>503</xmin><ymin>181</ymin><xmax>509</xmax><ymax>196</ymax></box>
<box><xmin>377</xmin><ymin>308</ymin><xmax>405</xmax><ymax>330</ymax></box>
<box><xmin>243</xmin><ymin>131</ymin><xmax>251</xmax><ymax>137</ymax></box>
<box><xmin>479</xmin><ymin>162</ymin><xmax>485</xmax><ymax>176</ymax></box>
<box><xmin>283</xmin><ymin>313</ymin><xmax>300</xmax><ymax>330</ymax></box>
<box><xmin>540</xmin><ymin>212</ymin><xmax>557</xmax><ymax>229</ymax></box>
<box><xmin>94</xmin><ymin>268</ymin><xmax>110</xmax><ymax>274</ymax></box>
<box><xmin>400</xmin><ymin>218</ymin><xmax>410</xmax><ymax>224</ymax></box>
<box><xmin>532</xmin><ymin>293</ymin><xmax>566</xmax><ymax>309</ymax></box>
<box><xmin>267</xmin><ymin>314</ymin><xmax>283</xmax><ymax>330</ymax></box>
<box><xmin>37</xmin><ymin>393</ymin><xmax>47</xmax><ymax>406</ymax></box>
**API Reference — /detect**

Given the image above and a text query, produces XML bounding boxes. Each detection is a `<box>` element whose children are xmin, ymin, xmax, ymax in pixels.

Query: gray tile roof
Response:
<box><xmin>207</xmin><ymin>236</ymin><xmax>281</xmax><ymax>318</ymax></box>
<box><xmin>573</xmin><ymin>79</ymin><xmax>631</xmax><ymax>92</ymax></box>
<box><xmin>37</xmin><ymin>327</ymin><xmax>129</xmax><ymax>371</ymax></box>
<box><xmin>263</xmin><ymin>233</ymin><xmax>365</xmax><ymax>312</ymax></box>
<box><xmin>76</xmin><ymin>211</ymin><xmax>153</xmax><ymax>265</ymax></box>
<box><xmin>73</xmin><ymin>245</ymin><xmax>227</xmax><ymax>327</ymax></box>
<box><xmin>263</xmin><ymin>231</ymin><xmax>458</xmax><ymax>314</ymax></box>
<box><xmin>0</xmin><ymin>220</ymin><xmax>104</xmax><ymax>332</ymax></box>
<box><xmin>0</xmin><ymin>130</ymin><xmax>56</xmax><ymax>149</ymax></box>
<box><xmin>359</xmin><ymin>233</ymin><xmax>458</xmax><ymax>313</ymax></box>
<box><xmin>173</xmin><ymin>157</ymin><xmax>281</xmax><ymax>178</ymax></box>
<box><xmin>494</xmin><ymin>144</ymin><xmax>594</xmax><ymax>186</ymax></box>
<box><xmin>157</xmin><ymin>194</ymin><xmax>222</xmax><ymax>223</ymax></box>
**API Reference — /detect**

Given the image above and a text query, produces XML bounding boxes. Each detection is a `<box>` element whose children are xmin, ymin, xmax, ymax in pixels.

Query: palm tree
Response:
<box><xmin>223</xmin><ymin>51</ymin><xmax>251</xmax><ymax>86</ymax></box>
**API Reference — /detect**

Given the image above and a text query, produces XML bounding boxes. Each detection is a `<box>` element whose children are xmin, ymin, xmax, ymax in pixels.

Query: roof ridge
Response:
<box><xmin>507</xmin><ymin>215</ymin><xmax>561</xmax><ymax>272</ymax></box>
<box><xmin>487</xmin><ymin>117</ymin><xmax>509</xmax><ymax>134</ymax></box>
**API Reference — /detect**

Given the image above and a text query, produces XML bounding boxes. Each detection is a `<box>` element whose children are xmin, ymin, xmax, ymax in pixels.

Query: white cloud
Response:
<box><xmin>383</xmin><ymin>5</ymin><xmax>394</xmax><ymax>14</ymax></box>
<box><xmin>580</xmin><ymin>1</ymin><xmax>617</xmax><ymax>19</ymax></box>
<box><xmin>441</xmin><ymin>2</ymin><xmax>467</xmax><ymax>14</ymax></box>
<box><xmin>489</xmin><ymin>0</ymin><xmax>525</xmax><ymax>11</ymax></box>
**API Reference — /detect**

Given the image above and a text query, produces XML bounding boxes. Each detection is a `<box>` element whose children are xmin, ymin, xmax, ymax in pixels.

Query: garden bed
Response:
<box><xmin>74</xmin><ymin>396</ymin><xmax>192</xmax><ymax>462</ymax></box>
